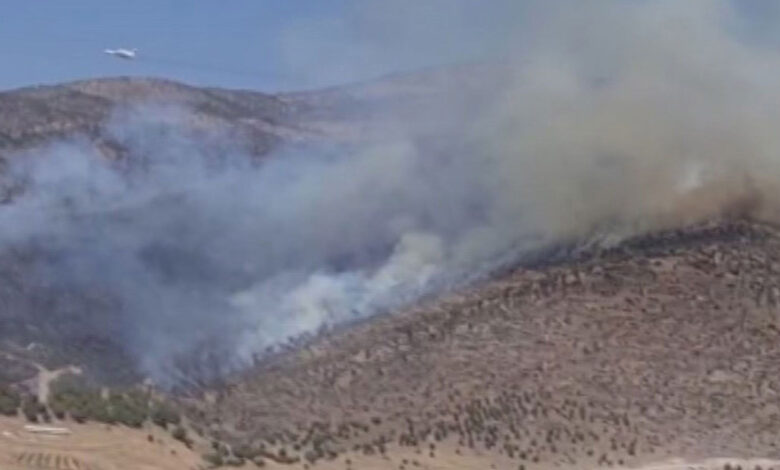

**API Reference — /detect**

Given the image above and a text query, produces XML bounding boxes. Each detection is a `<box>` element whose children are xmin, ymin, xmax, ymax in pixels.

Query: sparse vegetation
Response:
<box><xmin>0</xmin><ymin>210</ymin><xmax>778</xmax><ymax>468</ymax></box>
<box><xmin>179</xmin><ymin>222</ymin><xmax>780</xmax><ymax>465</ymax></box>
<box><xmin>233</xmin><ymin>444</ymin><xmax>261</xmax><ymax>460</ymax></box>
<box><xmin>172</xmin><ymin>425</ymin><xmax>193</xmax><ymax>448</ymax></box>
<box><xmin>48</xmin><ymin>374</ymin><xmax>109</xmax><ymax>424</ymax></box>
<box><xmin>151</xmin><ymin>400</ymin><xmax>181</xmax><ymax>429</ymax></box>
<box><xmin>45</xmin><ymin>373</ymin><xmax>187</xmax><ymax>431</ymax></box>
<box><xmin>107</xmin><ymin>391</ymin><xmax>148</xmax><ymax>428</ymax></box>
<box><xmin>202</xmin><ymin>451</ymin><xmax>224</xmax><ymax>467</ymax></box>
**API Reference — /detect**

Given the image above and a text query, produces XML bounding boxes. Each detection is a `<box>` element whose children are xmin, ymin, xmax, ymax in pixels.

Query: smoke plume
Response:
<box><xmin>3</xmin><ymin>0</ymin><xmax>780</xmax><ymax>384</ymax></box>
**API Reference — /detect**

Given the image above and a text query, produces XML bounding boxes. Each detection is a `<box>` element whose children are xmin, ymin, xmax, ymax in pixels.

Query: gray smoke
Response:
<box><xmin>4</xmin><ymin>0</ymin><xmax>780</xmax><ymax>384</ymax></box>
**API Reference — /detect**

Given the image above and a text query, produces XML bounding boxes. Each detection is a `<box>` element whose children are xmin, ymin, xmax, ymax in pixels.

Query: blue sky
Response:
<box><xmin>0</xmin><ymin>1</ymin><xmax>522</xmax><ymax>92</ymax></box>
<box><xmin>0</xmin><ymin>2</ymin><xmax>346</xmax><ymax>91</ymax></box>
<box><xmin>0</xmin><ymin>1</ymin><xmax>774</xmax><ymax>93</ymax></box>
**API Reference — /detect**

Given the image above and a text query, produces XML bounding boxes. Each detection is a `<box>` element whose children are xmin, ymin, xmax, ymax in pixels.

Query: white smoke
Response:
<box><xmin>3</xmin><ymin>0</ymin><xmax>780</xmax><ymax>383</ymax></box>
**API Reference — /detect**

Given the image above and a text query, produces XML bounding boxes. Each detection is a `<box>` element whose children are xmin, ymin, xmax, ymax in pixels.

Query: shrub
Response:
<box><xmin>202</xmin><ymin>452</ymin><xmax>224</xmax><ymax>468</ymax></box>
<box><xmin>50</xmin><ymin>401</ymin><xmax>66</xmax><ymax>420</ymax></box>
<box><xmin>48</xmin><ymin>373</ymin><xmax>108</xmax><ymax>423</ymax></box>
<box><xmin>0</xmin><ymin>386</ymin><xmax>20</xmax><ymax>416</ymax></box>
<box><xmin>233</xmin><ymin>445</ymin><xmax>260</xmax><ymax>460</ymax></box>
<box><xmin>172</xmin><ymin>425</ymin><xmax>187</xmax><ymax>441</ymax></box>
<box><xmin>172</xmin><ymin>425</ymin><xmax>192</xmax><ymax>448</ymax></box>
<box><xmin>151</xmin><ymin>401</ymin><xmax>181</xmax><ymax>429</ymax></box>
<box><xmin>108</xmin><ymin>392</ymin><xmax>147</xmax><ymax>428</ymax></box>
<box><xmin>224</xmin><ymin>456</ymin><xmax>245</xmax><ymax>467</ymax></box>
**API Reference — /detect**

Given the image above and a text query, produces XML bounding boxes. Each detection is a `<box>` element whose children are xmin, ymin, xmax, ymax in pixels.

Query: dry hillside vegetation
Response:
<box><xmin>3</xmin><ymin>77</ymin><xmax>780</xmax><ymax>469</ymax></box>
<box><xmin>0</xmin><ymin>77</ymin><xmax>311</xmax><ymax>165</ymax></box>
<box><xmin>186</xmin><ymin>220</ymin><xmax>780</xmax><ymax>468</ymax></box>
<box><xmin>0</xmin><ymin>72</ymin><xmax>472</xmax><ymax>164</ymax></box>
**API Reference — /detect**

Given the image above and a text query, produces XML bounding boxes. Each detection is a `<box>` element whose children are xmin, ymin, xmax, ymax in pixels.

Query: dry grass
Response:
<box><xmin>0</xmin><ymin>416</ymin><xmax>205</xmax><ymax>470</ymax></box>
<box><xmin>188</xmin><ymin>220</ymin><xmax>780</xmax><ymax>466</ymax></box>
<box><xmin>1</xmin><ymin>219</ymin><xmax>780</xmax><ymax>470</ymax></box>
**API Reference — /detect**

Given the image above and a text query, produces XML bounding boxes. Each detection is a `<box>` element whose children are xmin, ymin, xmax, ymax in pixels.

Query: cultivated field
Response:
<box><xmin>0</xmin><ymin>416</ymin><xmax>203</xmax><ymax>470</ymax></box>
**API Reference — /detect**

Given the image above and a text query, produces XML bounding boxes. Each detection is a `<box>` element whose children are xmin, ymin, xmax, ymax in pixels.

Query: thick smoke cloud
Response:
<box><xmin>4</xmin><ymin>0</ymin><xmax>780</xmax><ymax>383</ymax></box>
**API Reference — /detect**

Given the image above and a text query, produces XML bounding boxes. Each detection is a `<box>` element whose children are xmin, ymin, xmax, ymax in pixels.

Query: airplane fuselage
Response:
<box><xmin>104</xmin><ymin>48</ymin><xmax>137</xmax><ymax>60</ymax></box>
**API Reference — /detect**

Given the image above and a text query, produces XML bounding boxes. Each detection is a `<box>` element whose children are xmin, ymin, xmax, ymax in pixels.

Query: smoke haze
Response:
<box><xmin>3</xmin><ymin>0</ymin><xmax>780</xmax><ymax>383</ymax></box>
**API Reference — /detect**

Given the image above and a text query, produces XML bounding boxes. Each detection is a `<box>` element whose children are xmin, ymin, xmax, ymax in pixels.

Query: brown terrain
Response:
<box><xmin>0</xmin><ymin>71</ymin><xmax>499</xmax><ymax>387</ymax></box>
<box><xmin>184</xmin><ymin>219</ymin><xmax>780</xmax><ymax>468</ymax></box>
<box><xmin>0</xmin><ymin>417</ymin><xmax>205</xmax><ymax>470</ymax></box>
<box><xmin>0</xmin><ymin>65</ymin><xmax>506</xmax><ymax>164</ymax></box>
<box><xmin>2</xmin><ymin>217</ymin><xmax>780</xmax><ymax>470</ymax></box>
<box><xmin>0</xmin><ymin>68</ymin><xmax>487</xmax><ymax>163</ymax></box>
<box><xmin>1</xmin><ymin>76</ymin><xmax>780</xmax><ymax>469</ymax></box>
<box><xmin>0</xmin><ymin>76</ymin><xmax>335</xmax><ymax>386</ymax></box>
<box><xmin>0</xmin><ymin>78</ymin><xmax>286</xmax><ymax>160</ymax></box>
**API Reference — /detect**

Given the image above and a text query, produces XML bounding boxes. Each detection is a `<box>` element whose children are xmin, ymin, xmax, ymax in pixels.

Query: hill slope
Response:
<box><xmin>2</xmin><ymin>73</ymin><xmax>780</xmax><ymax>469</ymax></box>
<box><xmin>188</xmin><ymin>219</ymin><xmax>780</xmax><ymax>467</ymax></box>
<box><xmin>0</xmin><ymin>76</ymin><xmax>312</xmax><ymax>165</ymax></box>
<box><xmin>1</xmin><ymin>218</ymin><xmax>779</xmax><ymax>469</ymax></box>
<box><xmin>0</xmin><ymin>69</ymin><xmax>511</xmax><ymax>386</ymax></box>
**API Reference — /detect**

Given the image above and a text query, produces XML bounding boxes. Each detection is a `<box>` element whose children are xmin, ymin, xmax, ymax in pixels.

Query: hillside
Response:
<box><xmin>0</xmin><ymin>76</ymin><xmax>314</xmax><ymax>166</ymax></box>
<box><xmin>0</xmin><ymin>77</ymin><xmax>298</xmax><ymax>386</ymax></box>
<box><xmin>0</xmin><ymin>63</ymin><xmax>513</xmax><ymax>166</ymax></box>
<box><xmin>0</xmin><ymin>67</ymin><xmax>500</xmax><ymax>162</ymax></box>
<box><xmin>2</xmin><ymin>72</ymin><xmax>780</xmax><ymax>470</ymax></box>
<box><xmin>0</xmin><ymin>69</ymin><xmax>510</xmax><ymax>387</ymax></box>
<box><xmin>186</xmin><ymin>219</ymin><xmax>780</xmax><ymax>467</ymax></box>
<box><xmin>1</xmin><ymin>217</ymin><xmax>779</xmax><ymax>469</ymax></box>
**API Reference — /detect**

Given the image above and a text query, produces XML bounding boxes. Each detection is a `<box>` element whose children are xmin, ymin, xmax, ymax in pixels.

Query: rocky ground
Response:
<box><xmin>185</xmin><ymin>219</ymin><xmax>780</xmax><ymax>468</ymax></box>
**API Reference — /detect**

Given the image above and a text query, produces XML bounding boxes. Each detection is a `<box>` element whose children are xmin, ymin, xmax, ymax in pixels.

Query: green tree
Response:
<box><xmin>150</xmin><ymin>400</ymin><xmax>181</xmax><ymax>429</ymax></box>
<box><xmin>48</xmin><ymin>373</ymin><xmax>109</xmax><ymax>423</ymax></box>
<box><xmin>108</xmin><ymin>392</ymin><xmax>148</xmax><ymax>428</ymax></box>
<box><xmin>0</xmin><ymin>386</ymin><xmax>20</xmax><ymax>416</ymax></box>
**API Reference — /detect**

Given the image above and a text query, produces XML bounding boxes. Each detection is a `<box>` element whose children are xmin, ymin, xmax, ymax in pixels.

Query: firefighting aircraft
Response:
<box><xmin>104</xmin><ymin>48</ymin><xmax>138</xmax><ymax>60</ymax></box>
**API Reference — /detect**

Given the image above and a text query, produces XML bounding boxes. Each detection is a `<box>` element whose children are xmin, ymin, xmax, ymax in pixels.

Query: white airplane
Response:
<box><xmin>104</xmin><ymin>48</ymin><xmax>137</xmax><ymax>60</ymax></box>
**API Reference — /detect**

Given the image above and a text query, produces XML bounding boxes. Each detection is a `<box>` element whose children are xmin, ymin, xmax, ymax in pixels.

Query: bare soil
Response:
<box><xmin>0</xmin><ymin>416</ymin><xmax>203</xmax><ymax>470</ymax></box>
